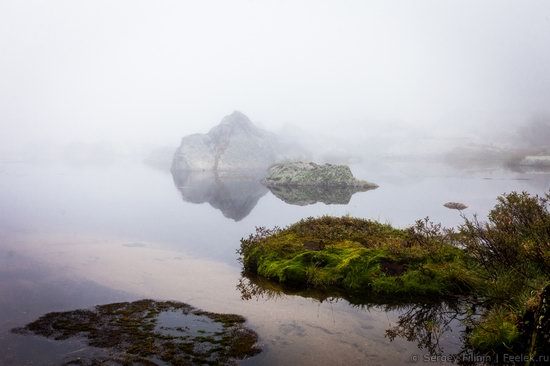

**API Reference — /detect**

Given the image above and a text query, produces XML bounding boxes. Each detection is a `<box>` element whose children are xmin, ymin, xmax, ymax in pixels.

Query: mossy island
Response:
<box><xmin>239</xmin><ymin>191</ymin><xmax>550</xmax><ymax>361</ymax></box>
<box><xmin>13</xmin><ymin>300</ymin><xmax>261</xmax><ymax>365</ymax></box>
<box><xmin>239</xmin><ymin>216</ymin><xmax>478</xmax><ymax>297</ymax></box>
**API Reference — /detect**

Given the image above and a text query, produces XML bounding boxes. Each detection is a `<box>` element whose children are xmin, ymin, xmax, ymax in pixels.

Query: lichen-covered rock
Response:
<box><xmin>262</xmin><ymin>161</ymin><xmax>377</xmax><ymax>188</ymax></box>
<box><xmin>171</xmin><ymin>111</ymin><xmax>306</xmax><ymax>172</ymax></box>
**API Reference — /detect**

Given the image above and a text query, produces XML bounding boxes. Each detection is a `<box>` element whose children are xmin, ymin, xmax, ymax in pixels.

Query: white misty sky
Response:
<box><xmin>1</xmin><ymin>0</ymin><xmax>549</xmax><ymax>153</ymax></box>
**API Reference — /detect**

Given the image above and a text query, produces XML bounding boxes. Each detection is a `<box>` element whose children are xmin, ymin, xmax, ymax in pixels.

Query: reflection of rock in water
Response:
<box><xmin>171</xmin><ymin>170</ymin><xmax>268</xmax><ymax>221</ymax></box>
<box><xmin>267</xmin><ymin>185</ymin><xmax>376</xmax><ymax>206</ymax></box>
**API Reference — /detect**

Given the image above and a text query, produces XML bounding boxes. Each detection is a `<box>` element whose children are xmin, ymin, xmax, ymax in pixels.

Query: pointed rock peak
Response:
<box><xmin>220</xmin><ymin>111</ymin><xmax>254</xmax><ymax>129</ymax></box>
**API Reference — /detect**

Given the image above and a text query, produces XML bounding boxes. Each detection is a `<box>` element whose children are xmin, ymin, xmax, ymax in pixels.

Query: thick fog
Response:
<box><xmin>1</xmin><ymin>0</ymin><xmax>549</xmax><ymax>161</ymax></box>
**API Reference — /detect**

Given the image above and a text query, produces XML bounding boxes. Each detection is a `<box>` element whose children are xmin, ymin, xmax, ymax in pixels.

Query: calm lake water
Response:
<box><xmin>0</xmin><ymin>159</ymin><xmax>548</xmax><ymax>365</ymax></box>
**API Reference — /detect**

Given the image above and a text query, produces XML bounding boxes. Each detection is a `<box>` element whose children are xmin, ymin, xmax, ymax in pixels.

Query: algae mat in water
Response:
<box><xmin>12</xmin><ymin>299</ymin><xmax>261</xmax><ymax>365</ymax></box>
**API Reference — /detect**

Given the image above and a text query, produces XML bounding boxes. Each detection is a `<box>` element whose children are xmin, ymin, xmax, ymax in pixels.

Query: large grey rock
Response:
<box><xmin>172</xmin><ymin>111</ymin><xmax>299</xmax><ymax>172</ymax></box>
<box><xmin>263</xmin><ymin>161</ymin><xmax>378</xmax><ymax>188</ymax></box>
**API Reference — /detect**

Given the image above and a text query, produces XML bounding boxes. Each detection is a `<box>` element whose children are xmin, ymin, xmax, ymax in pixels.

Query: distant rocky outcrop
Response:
<box><xmin>171</xmin><ymin>170</ymin><xmax>268</xmax><ymax>221</ymax></box>
<box><xmin>171</xmin><ymin>111</ymin><xmax>305</xmax><ymax>172</ymax></box>
<box><xmin>517</xmin><ymin>155</ymin><xmax>550</xmax><ymax>167</ymax></box>
<box><xmin>262</xmin><ymin>162</ymin><xmax>378</xmax><ymax>189</ymax></box>
<box><xmin>444</xmin><ymin>141</ymin><xmax>550</xmax><ymax>173</ymax></box>
<box><xmin>507</xmin><ymin>156</ymin><xmax>550</xmax><ymax>174</ymax></box>
<box><xmin>444</xmin><ymin>144</ymin><xmax>524</xmax><ymax>169</ymax></box>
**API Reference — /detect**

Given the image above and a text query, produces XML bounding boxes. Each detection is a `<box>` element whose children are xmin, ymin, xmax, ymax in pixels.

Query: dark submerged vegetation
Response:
<box><xmin>239</xmin><ymin>191</ymin><xmax>550</xmax><ymax>361</ymax></box>
<box><xmin>13</xmin><ymin>299</ymin><xmax>261</xmax><ymax>365</ymax></box>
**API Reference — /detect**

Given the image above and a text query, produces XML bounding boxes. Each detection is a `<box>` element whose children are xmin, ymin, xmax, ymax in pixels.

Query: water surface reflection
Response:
<box><xmin>1</xmin><ymin>234</ymin><xmax>464</xmax><ymax>365</ymax></box>
<box><xmin>171</xmin><ymin>170</ymin><xmax>268</xmax><ymax>221</ymax></box>
<box><xmin>237</xmin><ymin>274</ymin><xmax>472</xmax><ymax>359</ymax></box>
<box><xmin>0</xmin><ymin>161</ymin><xmax>548</xmax><ymax>365</ymax></box>
<box><xmin>266</xmin><ymin>184</ymin><xmax>377</xmax><ymax>206</ymax></box>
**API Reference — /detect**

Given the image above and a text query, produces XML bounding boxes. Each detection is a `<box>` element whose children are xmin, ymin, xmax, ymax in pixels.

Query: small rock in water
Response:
<box><xmin>262</xmin><ymin>161</ymin><xmax>378</xmax><ymax>188</ymax></box>
<box><xmin>444</xmin><ymin>202</ymin><xmax>468</xmax><ymax>210</ymax></box>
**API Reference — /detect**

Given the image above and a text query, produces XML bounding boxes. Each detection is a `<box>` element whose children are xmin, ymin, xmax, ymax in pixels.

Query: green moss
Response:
<box><xmin>468</xmin><ymin>306</ymin><xmax>520</xmax><ymax>351</ymax></box>
<box><xmin>239</xmin><ymin>216</ymin><xmax>478</xmax><ymax>297</ymax></box>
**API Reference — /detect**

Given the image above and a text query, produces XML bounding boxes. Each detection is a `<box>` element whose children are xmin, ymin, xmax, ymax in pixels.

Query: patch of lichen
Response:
<box><xmin>239</xmin><ymin>216</ymin><xmax>480</xmax><ymax>297</ymax></box>
<box><xmin>13</xmin><ymin>300</ymin><xmax>260</xmax><ymax>365</ymax></box>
